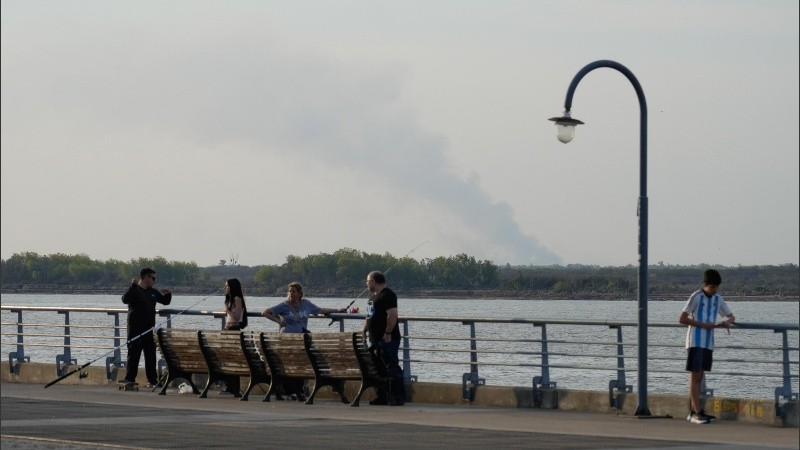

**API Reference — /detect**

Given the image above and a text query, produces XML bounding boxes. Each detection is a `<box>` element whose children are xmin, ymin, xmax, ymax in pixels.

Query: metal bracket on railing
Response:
<box><xmin>401</xmin><ymin>321</ymin><xmax>416</xmax><ymax>383</ymax></box>
<box><xmin>773</xmin><ymin>328</ymin><xmax>796</xmax><ymax>420</ymax></box>
<box><xmin>462</xmin><ymin>372</ymin><xmax>485</xmax><ymax>401</ymax></box>
<box><xmin>701</xmin><ymin>374</ymin><xmax>714</xmax><ymax>398</ymax></box>
<box><xmin>609</xmin><ymin>379</ymin><xmax>633</xmax><ymax>409</ymax></box>
<box><xmin>774</xmin><ymin>387</ymin><xmax>799</xmax><ymax>420</ymax></box>
<box><xmin>8</xmin><ymin>309</ymin><xmax>30</xmax><ymax>374</ymax></box>
<box><xmin>8</xmin><ymin>352</ymin><xmax>30</xmax><ymax>375</ymax></box>
<box><xmin>460</xmin><ymin>320</ymin><xmax>483</xmax><ymax>401</ymax></box>
<box><xmin>55</xmin><ymin>311</ymin><xmax>77</xmax><ymax>376</ymax></box>
<box><xmin>157</xmin><ymin>359</ymin><xmax>167</xmax><ymax>380</ymax></box>
<box><xmin>608</xmin><ymin>325</ymin><xmax>632</xmax><ymax>409</ymax></box>
<box><xmin>55</xmin><ymin>354</ymin><xmax>78</xmax><ymax>377</ymax></box>
<box><xmin>532</xmin><ymin>376</ymin><xmax>557</xmax><ymax>408</ymax></box>
<box><xmin>106</xmin><ymin>356</ymin><xmax>124</xmax><ymax>381</ymax></box>
<box><xmin>105</xmin><ymin>312</ymin><xmax>124</xmax><ymax>381</ymax></box>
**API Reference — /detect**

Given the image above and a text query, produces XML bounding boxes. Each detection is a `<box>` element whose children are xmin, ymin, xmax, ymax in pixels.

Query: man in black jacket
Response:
<box><xmin>121</xmin><ymin>267</ymin><xmax>171</xmax><ymax>387</ymax></box>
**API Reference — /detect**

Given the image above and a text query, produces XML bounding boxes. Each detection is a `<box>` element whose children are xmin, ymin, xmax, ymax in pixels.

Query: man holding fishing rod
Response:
<box><xmin>121</xmin><ymin>268</ymin><xmax>172</xmax><ymax>388</ymax></box>
<box><xmin>364</xmin><ymin>271</ymin><xmax>406</xmax><ymax>406</ymax></box>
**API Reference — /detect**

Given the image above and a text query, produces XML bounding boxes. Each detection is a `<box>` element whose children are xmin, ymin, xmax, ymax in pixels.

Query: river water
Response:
<box><xmin>2</xmin><ymin>293</ymin><xmax>798</xmax><ymax>400</ymax></box>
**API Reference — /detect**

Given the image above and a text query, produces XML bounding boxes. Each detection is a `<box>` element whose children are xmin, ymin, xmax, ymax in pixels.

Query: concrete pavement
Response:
<box><xmin>1</xmin><ymin>383</ymin><xmax>798</xmax><ymax>449</ymax></box>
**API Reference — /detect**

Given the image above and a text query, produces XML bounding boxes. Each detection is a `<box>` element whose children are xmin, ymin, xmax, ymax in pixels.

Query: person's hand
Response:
<box><xmin>161</xmin><ymin>288</ymin><xmax>171</xmax><ymax>295</ymax></box>
<box><xmin>132</xmin><ymin>276</ymin><xmax>140</xmax><ymax>284</ymax></box>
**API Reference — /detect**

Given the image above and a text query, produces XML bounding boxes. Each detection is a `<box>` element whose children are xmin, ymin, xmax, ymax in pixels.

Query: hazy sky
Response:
<box><xmin>2</xmin><ymin>1</ymin><xmax>798</xmax><ymax>268</ymax></box>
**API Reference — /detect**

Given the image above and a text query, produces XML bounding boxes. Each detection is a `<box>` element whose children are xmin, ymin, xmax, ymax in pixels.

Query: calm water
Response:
<box><xmin>2</xmin><ymin>293</ymin><xmax>798</xmax><ymax>400</ymax></box>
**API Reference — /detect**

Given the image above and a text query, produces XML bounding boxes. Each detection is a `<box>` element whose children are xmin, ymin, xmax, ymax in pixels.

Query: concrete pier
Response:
<box><xmin>1</xmin><ymin>362</ymin><xmax>798</xmax><ymax>449</ymax></box>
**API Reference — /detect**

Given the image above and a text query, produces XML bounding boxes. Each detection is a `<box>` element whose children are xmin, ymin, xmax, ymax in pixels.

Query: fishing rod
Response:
<box><xmin>328</xmin><ymin>240</ymin><xmax>429</xmax><ymax>326</ymax></box>
<box><xmin>44</xmin><ymin>288</ymin><xmax>221</xmax><ymax>388</ymax></box>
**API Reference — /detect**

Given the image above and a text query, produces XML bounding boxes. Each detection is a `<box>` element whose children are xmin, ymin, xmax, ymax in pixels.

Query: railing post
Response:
<box><xmin>774</xmin><ymin>329</ymin><xmax>799</xmax><ymax>420</ymax></box>
<box><xmin>532</xmin><ymin>323</ymin><xmax>556</xmax><ymax>408</ymax></box>
<box><xmin>401</xmin><ymin>320</ymin><xmax>415</xmax><ymax>382</ymax></box>
<box><xmin>461</xmin><ymin>321</ymin><xmax>485</xmax><ymax>401</ymax></box>
<box><xmin>8</xmin><ymin>309</ymin><xmax>30</xmax><ymax>374</ymax></box>
<box><xmin>55</xmin><ymin>311</ymin><xmax>77</xmax><ymax>376</ymax></box>
<box><xmin>156</xmin><ymin>311</ymin><xmax>172</xmax><ymax>377</ymax></box>
<box><xmin>105</xmin><ymin>312</ymin><xmax>124</xmax><ymax>381</ymax></box>
<box><xmin>609</xmin><ymin>325</ymin><xmax>632</xmax><ymax>409</ymax></box>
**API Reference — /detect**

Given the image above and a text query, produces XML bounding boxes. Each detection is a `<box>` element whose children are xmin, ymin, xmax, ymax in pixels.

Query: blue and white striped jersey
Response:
<box><xmin>682</xmin><ymin>289</ymin><xmax>732</xmax><ymax>350</ymax></box>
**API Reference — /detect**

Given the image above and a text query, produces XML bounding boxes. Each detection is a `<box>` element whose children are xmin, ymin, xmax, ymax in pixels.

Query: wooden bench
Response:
<box><xmin>306</xmin><ymin>332</ymin><xmax>391</xmax><ymax>406</ymax></box>
<box><xmin>155</xmin><ymin>328</ymin><xmax>205</xmax><ymax>396</ymax></box>
<box><xmin>257</xmin><ymin>332</ymin><xmax>318</xmax><ymax>402</ymax></box>
<box><xmin>198</xmin><ymin>330</ymin><xmax>272</xmax><ymax>400</ymax></box>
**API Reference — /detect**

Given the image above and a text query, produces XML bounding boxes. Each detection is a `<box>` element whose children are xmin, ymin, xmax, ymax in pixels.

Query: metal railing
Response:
<box><xmin>2</xmin><ymin>305</ymin><xmax>798</xmax><ymax>417</ymax></box>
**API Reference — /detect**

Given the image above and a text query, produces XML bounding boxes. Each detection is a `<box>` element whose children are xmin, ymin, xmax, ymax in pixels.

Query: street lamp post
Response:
<box><xmin>549</xmin><ymin>60</ymin><xmax>651</xmax><ymax>416</ymax></box>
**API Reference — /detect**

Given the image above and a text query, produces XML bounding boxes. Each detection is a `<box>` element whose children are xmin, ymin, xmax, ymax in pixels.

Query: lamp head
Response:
<box><xmin>548</xmin><ymin>112</ymin><xmax>584</xmax><ymax>144</ymax></box>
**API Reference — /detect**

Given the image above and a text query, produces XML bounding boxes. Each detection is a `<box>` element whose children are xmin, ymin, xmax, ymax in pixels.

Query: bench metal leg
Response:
<box><xmin>241</xmin><ymin>382</ymin><xmax>253</xmax><ymax>401</ymax></box>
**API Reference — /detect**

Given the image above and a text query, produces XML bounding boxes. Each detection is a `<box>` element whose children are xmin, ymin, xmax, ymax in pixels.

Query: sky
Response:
<box><xmin>1</xmin><ymin>0</ymin><xmax>798</xmax><ymax>268</ymax></box>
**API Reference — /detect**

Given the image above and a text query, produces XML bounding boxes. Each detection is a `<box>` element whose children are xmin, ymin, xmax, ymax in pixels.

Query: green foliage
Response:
<box><xmin>1</xmin><ymin>251</ymin><xmax>797</xmax><ymax>298</ymax></box>
<box><xmin>0</xmin><ymin>252</ymin><xmax>200</xmax><ymax>287</ymax></box>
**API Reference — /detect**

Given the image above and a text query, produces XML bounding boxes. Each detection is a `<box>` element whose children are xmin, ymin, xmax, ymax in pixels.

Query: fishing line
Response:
<box><xmin>328</xmin><ymin>240</ymin><xmax>429</xmax><ymax>326</ymax></box>
<box><xmin>44</xmin><ymin>288</ymin><xmax>221</xmax><ymax>388</ymax></box>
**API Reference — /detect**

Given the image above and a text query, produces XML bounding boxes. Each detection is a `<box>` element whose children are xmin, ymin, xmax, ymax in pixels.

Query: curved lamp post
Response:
<box><xmin>549</xmin><ymin>60</ymin><xmax>651</xmax><ymax>416</ymax></box>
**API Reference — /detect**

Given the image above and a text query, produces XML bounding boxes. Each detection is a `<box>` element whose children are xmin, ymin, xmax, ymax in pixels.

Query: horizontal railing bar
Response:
<box><xmin>0</xmin><ymin>342</ymin><xmax>117</xmax><ymax>350</ymax></box>
<box><xmin>0</xmin><ymin>322</ymin><xmax>126</xmax><ymax>328</ymax></box>
<box><xmin>0</xmin><ymin>333</ymin><xmax>120</xmax><ymax>339</ymax></box>
<box><xmin>5</xmin><ymin>306</ymin><xmax>799</xmax><ymax>331</ymax></box>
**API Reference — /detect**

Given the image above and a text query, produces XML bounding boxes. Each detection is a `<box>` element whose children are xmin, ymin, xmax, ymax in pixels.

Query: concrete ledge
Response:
<box><xmin>3</xmin><ymin>361</ymin><xmax>795</xmax><ymax>427</ymax></box>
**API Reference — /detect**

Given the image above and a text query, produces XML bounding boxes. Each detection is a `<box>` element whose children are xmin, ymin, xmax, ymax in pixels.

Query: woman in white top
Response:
<box><xmin>224</xmin><ymin>278</ymin><xmax>247</xmax><ymax>330</ymax></box>
<box><xmin>221</xmin><ymin>278</ymin><xmax>248</xmax><ymax>396</ymax></box>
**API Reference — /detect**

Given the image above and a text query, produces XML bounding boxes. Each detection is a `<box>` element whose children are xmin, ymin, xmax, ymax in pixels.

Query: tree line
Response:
<box><xmin>1</xmin><ymin>250</ymin><xmax>797</xmax><ymax>299</ymax></box>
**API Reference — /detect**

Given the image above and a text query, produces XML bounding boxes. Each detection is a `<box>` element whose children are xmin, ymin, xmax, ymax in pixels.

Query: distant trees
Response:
<box><xmin>251</xmin><ymin>249</ymin><xmax>498</xmax><ymax>293</ymax></box>
<box><xmin>0</xmin><ymin>252</ymin><xmax>201</xmax><ymax>287</ymax></box>
<box><xmin>1</xmin><ymin>251</ymin><xmax>797</xmax><ymax>299</ymax></box>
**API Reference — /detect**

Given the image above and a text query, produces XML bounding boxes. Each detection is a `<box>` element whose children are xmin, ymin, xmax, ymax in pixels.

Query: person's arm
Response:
<box><xmin>262</xmin><ymin>307</ymin><xmax>284</xmax><ymax>327</ymax></box>
<box><xmin>122</xmin><ymin>281</ymin><xmax>138</xmax><ymax>305</ymax></box>
<box><xmin>383</xmin><ymin>307</ymin><xmax>398</xmax><ymax>341</ymax></box>
<box><xmin>724</xmin><ymin>313</ymin><xmax>735</xmax><ymax>325</ymax></box>
<box><xmin>716</xmin><ymin>313</ymin><xmax>734</xmax><ymax>331</ymax></box>
<box><xmin>156</xmin><ymin>289</ymin><xmax>172</xmax><ymax>306</ymax></box>
<box><xmin>678</xmin><ymin>311</ymin><xmax>715</xmax><ymax>330</ymax></box>
<box><xmin>319</xmin><ymin>307</ymin><xmax>347</xmax><ymax>315</ymax></box>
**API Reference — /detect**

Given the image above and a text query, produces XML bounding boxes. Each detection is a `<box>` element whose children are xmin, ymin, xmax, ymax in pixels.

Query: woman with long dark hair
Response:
<box><xmin>221</xmin><ymin>278</ymin><xmax>247</xmax><ymax>396</ymax></box>
<box><xmin>224</xmin><ymin>278</ymin><xmax>247</xmax><ymax>331</ymax></box>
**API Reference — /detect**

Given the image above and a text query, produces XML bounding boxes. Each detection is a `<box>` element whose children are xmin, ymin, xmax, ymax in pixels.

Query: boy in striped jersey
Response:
<box><xmin>679</xmin><ymin>269</ymin><xmax>735</xmax><ymax>424</ymax></box>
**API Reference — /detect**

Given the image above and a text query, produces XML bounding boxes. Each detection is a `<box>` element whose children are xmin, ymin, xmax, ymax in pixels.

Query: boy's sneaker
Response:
<box><xmin>689</xmin><ymin>413</ymin><xmax>710</xmax><ymax>424</ymax></box>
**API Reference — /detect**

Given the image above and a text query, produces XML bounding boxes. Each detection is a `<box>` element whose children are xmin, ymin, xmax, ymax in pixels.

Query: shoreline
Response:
<box><xmin>2</xmin><ymin>287</ymin><xmax>797</xmax><ymax>302</ymax></box>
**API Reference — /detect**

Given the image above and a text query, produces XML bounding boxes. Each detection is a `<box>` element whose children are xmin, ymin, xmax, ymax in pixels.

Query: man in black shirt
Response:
<box><xmin>364</xmin><ymin>270</ymin><xmax>405</xmax><ymax>405</ymax></box>
<box><xmin>121</xmin><ymin>267</ymin><xmax>172</xmax><ymax>387</ymax></box>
